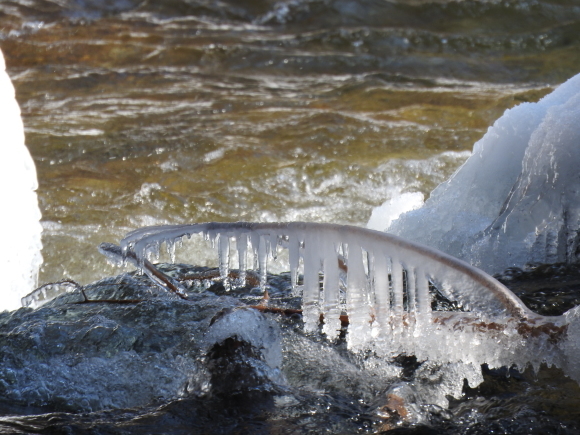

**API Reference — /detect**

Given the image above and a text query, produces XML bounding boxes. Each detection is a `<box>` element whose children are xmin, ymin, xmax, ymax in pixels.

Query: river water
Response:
<box><xmin>2</xmin><ymin>0</ymin><xmax>580</xmax><ymax>433</ymax></box>
<box><xmin>3</xmin><ymin>0</ymin><xmax>580</xmax><ymax>285</ymax></box>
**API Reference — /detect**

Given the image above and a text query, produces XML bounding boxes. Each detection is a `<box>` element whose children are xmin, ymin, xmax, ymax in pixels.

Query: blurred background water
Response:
<box><xmin>1</xmin><ymin>0</ymin><xmax>580</xmax><ymax>285</ymax></box>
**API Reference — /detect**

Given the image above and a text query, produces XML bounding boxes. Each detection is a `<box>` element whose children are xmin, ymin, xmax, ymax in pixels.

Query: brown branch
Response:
<box><xmin>99</xmin><ymin>242</ymin><xmax>189</xmax><ymax>300</ymax></box>
<box><xmin>141</xmin><ymin>257</ymin><xmax>189</xmax><ymax>300</ymax></box>
<box><xmin>249</xmin><ymin>305</ymin><xmax>567</xmax><ymax>342</ymax></box>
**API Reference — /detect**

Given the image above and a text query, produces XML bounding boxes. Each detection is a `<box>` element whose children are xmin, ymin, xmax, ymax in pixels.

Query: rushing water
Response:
<box><xmin>3</xmin><ymin>0</ymin><xmax>580</xmax><ymax>285</ymax></box>
<box><xmin>2</xmin><ymin>0</ymin><xmax>580</xmax><ymax>433</ymax></box>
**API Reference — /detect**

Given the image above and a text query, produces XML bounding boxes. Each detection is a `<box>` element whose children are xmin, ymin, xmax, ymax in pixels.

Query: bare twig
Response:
<box><xmin>99</xmin><ymin>242</ymin><xmax>189</xmax><ymax>300</ymax></box>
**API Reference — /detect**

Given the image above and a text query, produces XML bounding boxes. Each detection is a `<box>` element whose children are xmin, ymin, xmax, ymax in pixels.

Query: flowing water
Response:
<box><xmin>3</xmin><ymin>0</ymin><xmax>580</xmax><ymax>285</ymax></box>
<box><xmin>2</xmin><ymin>0</ymin><xmax>580</xmax><ymax>432</ymax></box>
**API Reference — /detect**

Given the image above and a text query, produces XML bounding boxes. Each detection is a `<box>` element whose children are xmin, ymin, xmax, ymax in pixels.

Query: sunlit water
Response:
<box><xmin>1</xmin><ymin>0</ymin><xmax>580</xmax><ymax>432</ymax></box>
<box><xmin>3</xmin><ymin>0</ymin><xmax>578</xmax><ymax>284</ymax></box>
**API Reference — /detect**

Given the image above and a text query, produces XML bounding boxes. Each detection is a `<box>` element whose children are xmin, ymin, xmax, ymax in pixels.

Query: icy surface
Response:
<box><xmin>203</xmin><ymin>307</ymin><xmax>284</xmax><ymax>380</ymax></box>
<box><xmin>21</xmin><ymin>280</ymin><xmax>79</xmax><ymax>309</ymax></box>
<box><xmin>120</xmin><ymin>222</ymin><xmax>535</xmax><ymax>324</ymax></box>
<box><xmin>0</xmin><ymin>48</ymin><xmax>42</xmax><ymax>311</ymax></box>
<box><xmin>8</xmin><ymin>223</ymin><xmax>580</xmax><ymax>420</ymax></box>
<box><xmin>0</xmin><ymin>268</ymin><xmax>400</xmax><ymax>416</ymax></box>
<box><xmin>367</xmin><ymin>190</ymin><xmax>424</xmax><ymax>231</ymax></box>
<box><xmin>116</xmin><ymin>221</ymin><xmax>580</xmax><ymax>395</ymax></box>
<box><xmin>389</xmin><ymin>73</ymin><xmax>580</xmax><ymax>275</ymax></box>
<box><xmin>0</xmin><ymin>292</ymin><xmax>207</xmax><ymax>411</ymax></box>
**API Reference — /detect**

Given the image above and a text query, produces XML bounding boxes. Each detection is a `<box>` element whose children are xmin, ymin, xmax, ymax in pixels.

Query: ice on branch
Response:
<box><xmin>116</xmin><ymin>222</ymin><xmax>580</xmax><ymax>389</ymax></box>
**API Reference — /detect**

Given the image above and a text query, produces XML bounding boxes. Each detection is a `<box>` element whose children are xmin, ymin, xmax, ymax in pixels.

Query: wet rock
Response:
<box><xmin>2</xmin><ymin>264</ymin><xmax>580</xmax><ymax>433</ymax></box>
<box><xmin>0</xmin><ymin>271</ymin><xmax>239</xmax><ymax>413</ymax></box>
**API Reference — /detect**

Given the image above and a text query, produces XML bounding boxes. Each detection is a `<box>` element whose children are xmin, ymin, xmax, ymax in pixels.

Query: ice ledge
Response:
<box><xmin>388</xmin><ymin>72</ymin><xmax>580</xmax><ymax>275</ymax></box>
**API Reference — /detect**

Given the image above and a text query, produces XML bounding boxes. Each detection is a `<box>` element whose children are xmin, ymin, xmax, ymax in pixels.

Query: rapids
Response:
<box><xmin>2</xmin><ymin>0</ymin><xmax>579</xmax><ymax>285</ymax></box>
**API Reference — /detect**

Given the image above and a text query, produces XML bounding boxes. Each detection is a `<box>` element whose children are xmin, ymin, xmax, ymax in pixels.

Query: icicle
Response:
<box><xmin>289</xmin><ymin>234</ymin><xmax>301</xmax><ymax>289</ymax></box>
<box><xmin>372</xmin><ymin>251</ymin><xmax>391</xmax><ymax>336</ymax></box>
<box><xmin>415</xmin><ymin>267</ymin><xmax>431</xmax><ymax>329</ymax></box>
<box><xmin>218</xmin><ymin>233</ymin><xmax>230</xmax><ymax>286</ymax></box>
<box><xmin>249</xmin><ymin>231</ymin><xmax>260</xmax><ymax>272</ymax></box>
<box><xmin>346</xmin><ymin>239</ymin><xmax>371</xmax><ymax>350</ymax></box>
<box><xmin>147</xmin><ymin>240</ymin><xmax>161</xmax><ymax>262</ymax></box>
<box><xmin>121</xmin><ymin>222</ymin><xmax>537</xmax><ymax>319</ymax></box>
<box><xmin>257</xmin><ymin>234</ymin><xmax>268</xmax><ymax>289</ymax></box>
<box><xmin>166</xmin><ymin>238</ymin><xmax>176</xmax><ymax>263</ymax></box>
<box><xmin>302</xmin><ymin>232</ymin><xmax>321</xmax><ymax>333</ymax></box>
<box><xmin>269</xmin><ymin>233</ymin><xmax>279</xmax><ymax>260</ymax></box>
<box><xmin>367</xmin><ymin>250</ymin><xmax>375</xmax><ymax>296</ymax></box>
<box><xmin>206</xmin><ymin>229</ymin><xmax>217</xmax><ymax>248</ymax></box>
<box><xmin>236</xmin><ymin>231</ymin><xmax>248</xmax><ymax>287</ymax></box>
<box><xmin>406</xmin><ymin>266</ymin><xmax>421</xmax><ymax>340</ymax></box>
<box><xmin>405</xmin><ymin>263</ymin><xmax>417</xmax><ymax>315</ymax></box>
<box><xmin>391</xmin><ymin>257</ymin><xmax>404</xmax><ymax>324</ymax></box>
<box><xmin>321</xmin><ymin>236</ymin><xmax>341</xmax><ymax>340</ymax></box>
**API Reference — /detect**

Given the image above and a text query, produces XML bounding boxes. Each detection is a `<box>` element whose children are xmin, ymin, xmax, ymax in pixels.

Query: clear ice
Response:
<box><xmin>119</xmin><ymin>221</ymin><xmax>580</xmax><ymax>402</ymax></box>
<box><xmin>0</xmin><ymin>48</ymin><xmax>43</xmax><ymax>311</ymax></box>
<box><xmin>388</xmin><ymin>72</ymin><xmax>580</xmax><ymax>275</ymax></box>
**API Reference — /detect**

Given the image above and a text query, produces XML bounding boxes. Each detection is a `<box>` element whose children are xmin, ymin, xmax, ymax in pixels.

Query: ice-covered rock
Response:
<box><xmin>388</xmin><ymin>73</ymin><xmax>580</xmax><ymax>275</ymax></box>
<box><xmin>0</xmin><ymin>265</ymin><xmax>399</xmax><ymax>420</ymax></box>
<box><xmin>0</xmin><ymin>270</ymin><xmax>289</xmax><ymax>413</ymax></box>
<box><xmin>388</xmin><ymin>75</ymin><xmax>580</xmax><ymax>273</ymax></box>
<box><xmin>0</xmin><ymin>48</ymin><xmax>42</xmax><ymax>311</ymax></box>
<box><xmin>204</xmin><ymin>306</ymin><xmax>285</xmax><ymax>394</ymax></box>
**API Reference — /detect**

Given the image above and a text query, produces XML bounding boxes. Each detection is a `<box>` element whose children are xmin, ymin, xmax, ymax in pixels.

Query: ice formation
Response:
<box><xmin>367</xmin><ymin>190</ymin><xmax>424</xmax><ymax>232</ymax></box>
<box><xmin>0</xmin><ymin>48</ymin><xmax>42</xmax><ymax>311</ymax></box>
<box><xmin>116</xmin><ymin>221</ymin><xmax>580</xmax><ymax>396</ymax></box>
<box><xmin>388</xmin><ymin>73</ymin><xmax>580</xmax><ymax>275</ymax></box>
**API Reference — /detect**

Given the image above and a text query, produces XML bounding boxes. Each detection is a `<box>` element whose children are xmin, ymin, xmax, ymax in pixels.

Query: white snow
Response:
<box><xmin>367</xmin><ymin>190</ymin><xmax>424</xmax><ymax>232</ymax></box>
<box><xmin>0</xmin><ymin>48</ymin><xmax>42</xmax><ymax>311</ymax></box>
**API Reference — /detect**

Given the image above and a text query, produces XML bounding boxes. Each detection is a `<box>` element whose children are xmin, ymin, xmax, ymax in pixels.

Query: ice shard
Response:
<box><xmin>388</xmin><ymin>73</ymin><xmax>580</xmax><ymax>275</ymax></box>
<box><xmin>0</xmin><ymin>48</ymin><xmax>43</xmax><ymax>311</ymax></box>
